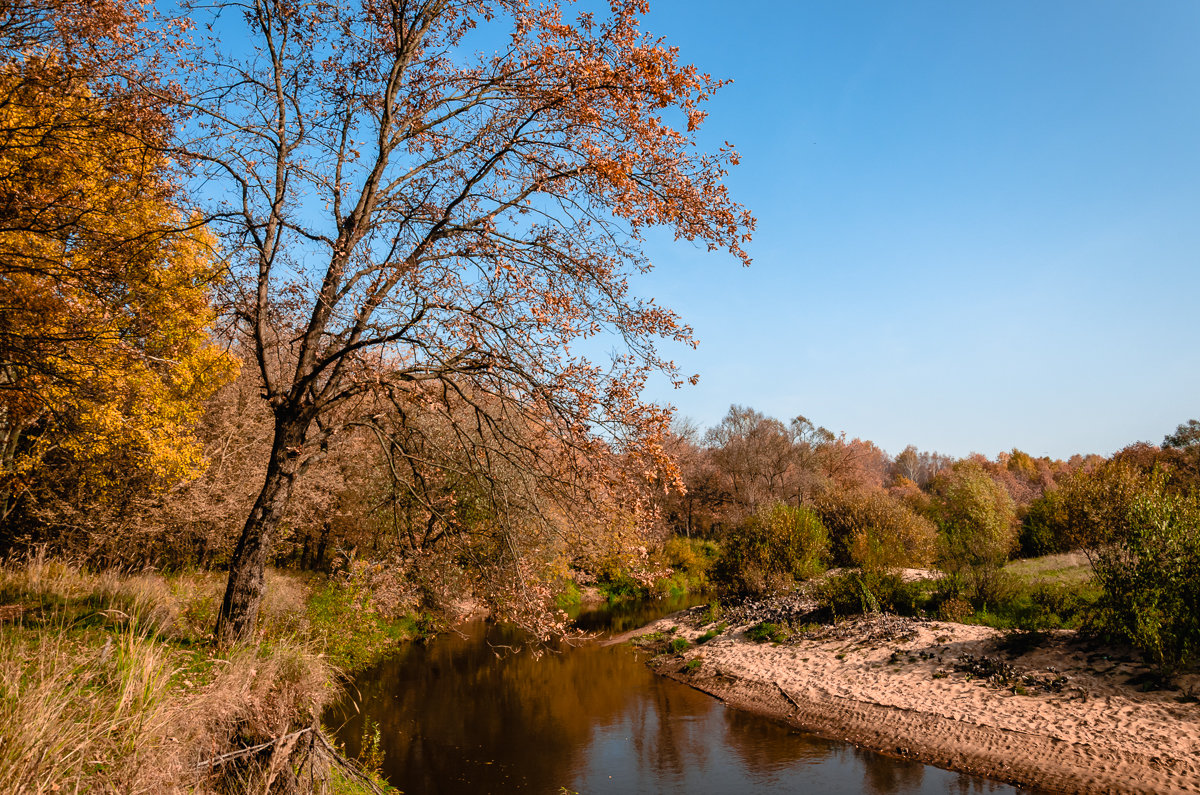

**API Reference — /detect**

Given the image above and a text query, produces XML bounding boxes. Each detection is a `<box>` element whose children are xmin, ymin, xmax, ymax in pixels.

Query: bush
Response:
<box><xmin>929</xmin><ymin>461</ymin><xmax>1018</xmax><ymax>607</ymax></box>
<box><xmin>1026</xmin><ymin>460</ymin><xmax>1150</xmax><ymax>554</ymax></box>
<box><xmin>652</xmin><ymin>537</ymin><xmax>721</xmax><ymax>597</ymax></box>
<box><xmin>1093</xmin><ymin>487</ymin><xmax>1200</xmax><ymax>677</ymax></box>
<box><xmin>307</xmin><ymin>571</ymin><xmax>423</xmax><ymax>672</ymax></box>
<box><xmin>553</xmin><ymin>580</ymin><xmax>583</xmax><ymax>610</ymax></box>
<box><xmin>713</xmin><ymin>502</ymin><xmax>828</xmax><ymax>595</ymax></box>
<box><xmin>1018</xmin><ymin>496</ymin><xmax>1062</xmax><ymax>558</ymax></box>
<box><xmin>953</xmin><ymin>579</ymin><xmax>1099</xmax><ymax>631</ymax></box>
<box><xmin>814</xmin><ymin>571</ymin><xmax>928</xmax><ymax>620</ymax></box>
<box><xmin>813</xmin><ymin>487</ymin><xmax>937</xmax><ymax>571</ymax></box>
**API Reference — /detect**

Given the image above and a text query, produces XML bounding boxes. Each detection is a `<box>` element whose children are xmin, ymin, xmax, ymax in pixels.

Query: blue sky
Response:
<box><xmin>622</xmin><ymin>0</ymin><xmax>1200</xmax><ymax>459</ymax></box>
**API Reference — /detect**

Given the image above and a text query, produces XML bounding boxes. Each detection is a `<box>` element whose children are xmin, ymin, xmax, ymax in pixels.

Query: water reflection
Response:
<box><xmin>329</xmin><ymin>600</ymin><xmax>1032</xmax><ymax>794</ymax></box>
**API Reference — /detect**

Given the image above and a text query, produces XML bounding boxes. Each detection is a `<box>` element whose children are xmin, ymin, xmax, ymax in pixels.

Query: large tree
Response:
<box><xmin>0</xmin><ymin>1</ymin><xmax>236</xmax><ymax>525</ymax></box>
<box><xmin>165</xmin><ymin>0</ymin><xmax>752</xmax><ymax>643</ymax></box>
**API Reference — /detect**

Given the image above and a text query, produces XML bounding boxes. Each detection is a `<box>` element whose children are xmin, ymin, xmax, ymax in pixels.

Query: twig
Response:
<box><xmin>776</xmin><ymin>681</ymin><xmax>803</xmax><ymax>711</ymax></box>
<box><xmin>194</xmin><ymin>728</ymin><xmax>313</xmax><ymax>769</ymax></box>
<box><xmin>310</xmin><ymin>729</ymin><xmax>389</xmax><ymax>795</ymax></box>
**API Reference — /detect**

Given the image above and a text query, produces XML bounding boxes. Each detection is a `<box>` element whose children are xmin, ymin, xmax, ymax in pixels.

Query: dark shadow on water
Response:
<box><xmin>328</xmin><ymin>598</ymin><xmax>1037</xmax><ymax>794</ymax></box>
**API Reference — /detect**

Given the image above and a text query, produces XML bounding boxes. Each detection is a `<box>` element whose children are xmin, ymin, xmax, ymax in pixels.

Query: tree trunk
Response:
<box><xmin>215</xmin><ymin>409</ymin><xmax>310</xmax><ymax>645</ymax></box>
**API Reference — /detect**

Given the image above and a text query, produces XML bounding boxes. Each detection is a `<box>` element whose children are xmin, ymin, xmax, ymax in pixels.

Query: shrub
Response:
<box><xmin>813</xmin><ymin>487</ymin><xmax>937</xmax><ymax>571</ymax></box>
<box><xmin>652</xmin><ymin>537</ymin><xmax>721</xmax><ymax>597</ymax></box>
<box><xmin>1026</xmin><ymin>460</ymin><xmax>1150</xmax><ymax>554</ymax></box>
<box><xmin>554</xmin><ymin>580</ymin><xmax>583</xmax><ymax>610</ymax></box>
<box><xmin>667</xmin><ymin>637</ymin><xmax>690</xmax><ymax>654</ymax></box>
<box><xmin>929</xmin><ymin>461</ymin><xmax>1018</xmax><ymax>607</ymax></box>
<box><xmin>1093</xmin><ymin>488</ymin><xmax>1200</xmax><ymax>677</ymax></box>
<box><xmin>814</xmin><ymin>570</ymin><xmax>928</xmax><ymax>620</ymax></box>
<box><xmin>713</xmin><ymin>502</ymin><xmax>828</xmax><ymax>595</ymax></box>
<box><xmin>307</xmin><ymin>569</ymin><xmax>422</xmax><ymax>672</ymax></box>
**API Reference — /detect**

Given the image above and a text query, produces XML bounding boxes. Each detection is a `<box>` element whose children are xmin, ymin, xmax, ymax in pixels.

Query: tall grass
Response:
<box><xmin>0</xmin><ymin>557</ymin><xmax>370</xmax><ymax>793</ymax></box>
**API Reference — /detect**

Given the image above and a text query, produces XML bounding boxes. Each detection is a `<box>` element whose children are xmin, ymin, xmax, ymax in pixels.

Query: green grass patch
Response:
<box><xmin>697</xmin><ymin>622</ymin><xmax>727</xmax><ymax>643</ymax></box>
<box><xmin>554</xmin><ymin>580</ymin><xmax>583</xmax><ymax>610</ymax></box>
<box><xmin>959</xmin><ymin>579</ymin><xmax>1100</xmax><ymax>632</ymax></box>
<box><xmin>746</xmin><ymin>622</ymin><xmax>790</xmax><ymax>644</ymax></box>
<box><xmin>1004</xmin><ymin>552</ymin><xmax>1093</xmax><ymax>586</ymax></box>
<box><xmin>667</xmin><ymin>637</ymin><xmax>690</xmax><ymax>654</ymax></box>
<box><xmin>305</xmin><ymin>579</ymin><xmax>427</xmax><ymax>672</ymax></box>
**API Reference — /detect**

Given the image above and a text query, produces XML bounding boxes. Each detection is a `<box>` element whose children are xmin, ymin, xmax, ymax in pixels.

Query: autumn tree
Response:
<box><xmin>0</xmin><ymin>1</ymin><xmax>236</xmax><ymax>529</ymax></box>
<box><xmin>654</xmin><ymin>417</ymin><xmax>724</xmax><ymax>538</ymax></box>
<box><xmin>889</xmin><ymin>444</ymin><xmax>953</xmax><ymax>488</ymax></box>
<box><xmin>163</xmin><ymin>0</ymin><xmax>752</xmax><ymax>643</ymax></box>
<box><xmin>704</xmin><ymin>405</ymin><xmax>796</xmax><ymax>512</ymax></box>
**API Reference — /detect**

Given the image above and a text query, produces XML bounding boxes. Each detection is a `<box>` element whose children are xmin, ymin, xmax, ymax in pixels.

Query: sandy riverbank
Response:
<box><xmin>627</xmin><ymin>606</ymin><xmax>1200</xmax><ymax>794</ymax></box>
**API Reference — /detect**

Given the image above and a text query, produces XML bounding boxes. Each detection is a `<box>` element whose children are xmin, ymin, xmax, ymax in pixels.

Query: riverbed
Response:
<box><xmin>328</xmin><ymin>597</ymin><xmax>1027</xmax><ymax>793</ymax></box>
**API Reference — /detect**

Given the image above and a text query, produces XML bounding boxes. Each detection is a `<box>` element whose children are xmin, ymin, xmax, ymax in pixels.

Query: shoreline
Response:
<box><xmin>631</xmin><ymin>608</ymin><xmax>1200</xmax><ymax>794</ymax></box>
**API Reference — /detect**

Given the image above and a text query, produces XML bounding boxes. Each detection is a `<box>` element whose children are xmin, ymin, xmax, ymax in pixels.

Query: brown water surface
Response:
<box><xmin>329</xmin><ymin>597</ymin><xmax>1033</xmax><ymax>794</ymax></box>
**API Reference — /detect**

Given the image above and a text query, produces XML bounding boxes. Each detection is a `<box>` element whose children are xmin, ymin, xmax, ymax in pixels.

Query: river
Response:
<box><xmin>328</xmin><ymin>596</ymin><xmax>1032</xmax><ymax>794</ymax></box>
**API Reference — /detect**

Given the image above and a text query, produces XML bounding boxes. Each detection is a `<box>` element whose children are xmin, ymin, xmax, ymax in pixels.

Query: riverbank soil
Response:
<box><xmin>635</xmin><ymin>604</ymin><xmax>1200</xmax><ymax>795</ymax></box>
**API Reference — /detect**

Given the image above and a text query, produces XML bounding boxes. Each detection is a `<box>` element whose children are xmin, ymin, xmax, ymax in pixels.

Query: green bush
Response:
<box><xmin>929</xmin><ymin>461</ymin><xmax>1018</xmax><ymax>607</ymax></box>
<box><xmin>1093</xmin><ymin>488</ymin><xmax>1200</xmax><ymax>677</ymax></box>
<box><xmin>1025</xmin><ymin>460</ymin><xmax>1150</xmax><ymax>554</ymax></box>
<box><xmin>667</xmin><ymin>637</ymin><xmax>690</xmax><ymax>654</ymax></box>
<box><xmin>957</xmin><ymin>579</ymin><xmax>1099</xmax><ymax>631</ymax></box>
<box><xmin>714</xmin><ymin>502</ymin><xmax>828</xmax><ymax>595</ymax></box>
<box><xmin>306</xmin><ymin>578</ymin><xmax>420</xmax><ymax>672</ymax></box>
<box><xmin>553</xmin><ymin>580</ymin><xmax>583</xmax><ymax>610</ymax></box>
<box><xmin>1018</xmin><ymin>497</ymin><xmax>1062</xmax><ymax>558</ymax></box>
<box><xmin>652</xmin><ymin>537</ymin><xmax>721</xmax><ymax>597</ymax></box>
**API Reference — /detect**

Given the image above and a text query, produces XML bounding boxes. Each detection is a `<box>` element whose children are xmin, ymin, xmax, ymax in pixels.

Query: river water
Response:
<box><xmin>328</xmin><ymin>596</ymin><xmax>1030</xmax><ymax>794</ymax></box>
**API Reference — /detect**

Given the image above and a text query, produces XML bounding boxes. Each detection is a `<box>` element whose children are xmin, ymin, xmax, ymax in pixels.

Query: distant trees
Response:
<box><xmin>890</xmin><ymin>445</ymin><xmax>953</xmax><ymax>488</ymax></box>
<box><xmin>704</xmin><ymin>406</ymin><xmax>812</xmax><ymax>512</ymax></box>
<box><xmin>1164</xmin><ymin>419</ymin><xmax>1200</xmax><ymax>449</ymax></box>
<box><xmin>664</xmin><ymin>405</ymin><xmax>952</xmax><ymax>586</ymax></box>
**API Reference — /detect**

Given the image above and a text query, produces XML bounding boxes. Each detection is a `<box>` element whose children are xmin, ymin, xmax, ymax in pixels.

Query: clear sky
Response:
<box><xmin>622</xmin><ymin>0</ymin><xmax>1200</xmax><ymax>460</ymax></box>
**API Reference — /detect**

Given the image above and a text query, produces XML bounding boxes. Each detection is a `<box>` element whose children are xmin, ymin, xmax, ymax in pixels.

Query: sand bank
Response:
<box><xmin>631</xmin><ymin>608</ymin><xmax>1200</xmax><ymax>794</ymax></box>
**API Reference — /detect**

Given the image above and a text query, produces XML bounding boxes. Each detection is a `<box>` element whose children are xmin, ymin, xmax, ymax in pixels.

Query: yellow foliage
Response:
<box><xmin>0</xmin><ymin>60</ymin><xmax>238</xmax><ymax>507</ymax></box>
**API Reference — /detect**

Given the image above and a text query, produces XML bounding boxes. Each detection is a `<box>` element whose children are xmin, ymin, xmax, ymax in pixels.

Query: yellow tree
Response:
<box><xmin>0</xmin><ymin>49</ymin><xmax>238</xmax><ymax>523</ymax></box>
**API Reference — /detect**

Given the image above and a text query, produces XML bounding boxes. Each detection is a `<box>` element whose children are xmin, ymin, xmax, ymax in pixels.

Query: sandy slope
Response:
<box><xmin>632</xmin><ymin>610</ymin><xmax>1200</xmax><ymax>794</ymax></box>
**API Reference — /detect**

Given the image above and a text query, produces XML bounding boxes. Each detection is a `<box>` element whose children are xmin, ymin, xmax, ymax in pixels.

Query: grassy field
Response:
<box><xmin>1004</xmin><ymin>551</ymin><xmax>1093</xmax><ymax>585</ymax></box>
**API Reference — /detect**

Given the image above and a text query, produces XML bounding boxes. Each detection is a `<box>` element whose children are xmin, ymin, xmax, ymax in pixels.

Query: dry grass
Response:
<box><xmin>0</xmin><ymin>556</ymin><xmax>357</xmax><ymax>794</ymax></box>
